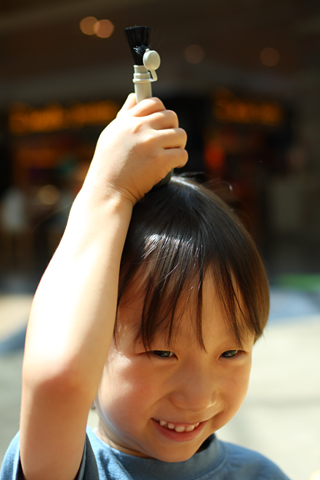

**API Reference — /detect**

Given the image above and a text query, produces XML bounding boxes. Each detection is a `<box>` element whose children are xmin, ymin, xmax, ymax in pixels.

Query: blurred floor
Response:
<box><xmin>218</xmin><ymin>313</ymin><xmax>320</xmax><ymax>480</ymax></box>
<box><xmin>0</xmin><ymin>289</ymin><xmax>319</xmax><ymax>480</ymax></box>
<box><xmin>0</xmin><ymin>295</ymin><xmax>32</xmax><ymax>340</ymax></box>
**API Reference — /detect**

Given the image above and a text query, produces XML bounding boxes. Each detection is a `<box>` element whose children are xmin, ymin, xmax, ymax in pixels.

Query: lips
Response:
<box><xmin>154</xmin><ymin>419</ymin><xmax>200</xmax><ymax>433</ymax></box>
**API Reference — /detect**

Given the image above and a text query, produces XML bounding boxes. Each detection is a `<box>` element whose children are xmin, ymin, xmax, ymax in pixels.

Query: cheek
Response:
<box><xmin>214</xmin><ymin>362</ymin><xmax>252</xmax><ymax>430</ymax></box>
<box><xmin>225</xmin><ymin>364</ymin><xmax>252</xmax><ymax>412</ymax></box>
<box><xmin>98</xmin><ymin>353</ymin><xmax>161</xmax><ymax>423</ymax></box>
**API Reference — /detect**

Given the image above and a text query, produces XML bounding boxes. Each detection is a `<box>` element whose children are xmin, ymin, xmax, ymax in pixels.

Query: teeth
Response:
<box><xmin>175</xmin><ymin>425</ymin><xmax>186</xmax><ymax>432</ymax></box>
<box><xmin>185</xmin><ymin>425</ymin><xmax>195</xmax><ymax>432</ymax></box>
<box><xmin>157</xmin><ymin>420</ymin><xmax>200</xmax><ymax>433</ymax></box>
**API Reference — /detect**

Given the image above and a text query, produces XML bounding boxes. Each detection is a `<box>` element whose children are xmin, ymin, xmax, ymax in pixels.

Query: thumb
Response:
<box><xmin>117</xmin><ymin>93</ymin><xmax>137</xmax><ymax>116</ymax></box>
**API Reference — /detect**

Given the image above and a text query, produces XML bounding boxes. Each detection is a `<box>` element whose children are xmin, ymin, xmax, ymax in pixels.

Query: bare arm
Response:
<box><xmin>20</xmin><ymin>95</ymin><xmax>188</xmax><ymax>480</ymax></box>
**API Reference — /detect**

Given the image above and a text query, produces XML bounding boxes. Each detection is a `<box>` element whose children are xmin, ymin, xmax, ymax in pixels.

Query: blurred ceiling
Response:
<box><xmin>0</xmin><ymin>0</ymin><xmax>320</xmax><ymax>105</ymax></box>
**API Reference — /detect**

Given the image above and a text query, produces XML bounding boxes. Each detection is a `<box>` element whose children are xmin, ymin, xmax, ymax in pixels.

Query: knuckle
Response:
<box><xmin>181</xmin><ymin>127</ymin><xmax>187</xmax><ymax>138</ymax></box>
<box><xmin>178</xmin><ymin>128</ymin><xmax>187</xmax><ymax>146</ymax></box>
<box><xmin>151</xmin><ymin>97</ymin><xmax>165</xmax><ymax>110</ymax></box>
<box><xmin>179</xmin><ymin>149</ymin><xmax>189</xmax><ymax>167</ymax></box>
<box><xmin>166</xmin><ymin>110</ymin><xmax>179</xmax><ymax>125</ymax></box>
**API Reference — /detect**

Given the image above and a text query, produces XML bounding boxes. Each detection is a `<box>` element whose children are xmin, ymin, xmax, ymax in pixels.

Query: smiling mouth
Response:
<box><xmin>154</xmin><ymin>419</ymin><xmax>200</xmax><ymax>433</ymax></box>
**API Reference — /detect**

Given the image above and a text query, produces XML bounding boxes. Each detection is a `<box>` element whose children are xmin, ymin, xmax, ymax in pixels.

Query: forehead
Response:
<box><xmin>200</xmin><ymin>275</ymin><xmax>253</xmax><ymax>347</ymax></box>
<box><xmin>116</xmin><ymin>269</ymin><xmax>253</xmax><ymax>349</ymax></box>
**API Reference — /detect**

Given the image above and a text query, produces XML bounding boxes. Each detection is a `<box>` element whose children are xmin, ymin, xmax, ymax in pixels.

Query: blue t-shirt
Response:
<box><xmin>1</xmin><ymin>427</ymin><xmax>291</xmax><ymax>480</ymax></box>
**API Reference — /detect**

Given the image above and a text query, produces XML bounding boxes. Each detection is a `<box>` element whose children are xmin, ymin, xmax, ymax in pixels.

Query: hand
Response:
<box><xmin>82</xmin><ymin>94</ymin><xmax>188</xmax><ymax>206</ymax></box>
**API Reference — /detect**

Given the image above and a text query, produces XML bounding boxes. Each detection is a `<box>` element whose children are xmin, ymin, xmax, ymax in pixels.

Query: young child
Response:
<box><xmin>1</xmin><ymin>95</ymin><xmax>290</xmax><ymax>480</ymax></box>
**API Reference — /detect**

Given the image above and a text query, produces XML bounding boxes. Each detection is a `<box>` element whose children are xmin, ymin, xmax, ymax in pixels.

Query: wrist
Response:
<box><xmin>73</xmin><ymin>183</ymin><xmax>134</xmax><ymax>222</ymax></box>
<box><xmin>56</xmin><ymin>186</ymin><xmax>133</xmax><ymax>260</ymax></box>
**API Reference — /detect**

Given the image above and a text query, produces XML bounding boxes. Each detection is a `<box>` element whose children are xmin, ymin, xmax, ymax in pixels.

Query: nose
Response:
<box><xmin>169</xmin><ymin>365</ymin><xmax>218</xmax><ymax>413</ymax></box>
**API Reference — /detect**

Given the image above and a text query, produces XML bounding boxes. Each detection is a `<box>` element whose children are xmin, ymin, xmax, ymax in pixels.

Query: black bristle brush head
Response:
<box><xmin>125</xmin><ymin>26</ymin><xmax>151</xmax><ymax>65</ymax></box>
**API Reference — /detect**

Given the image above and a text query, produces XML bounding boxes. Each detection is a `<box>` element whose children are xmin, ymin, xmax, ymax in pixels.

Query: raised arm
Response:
<box><xmin>19</xmin><ymin>95</ymin><xmax>188</xmax><ymax>480</ymax></box>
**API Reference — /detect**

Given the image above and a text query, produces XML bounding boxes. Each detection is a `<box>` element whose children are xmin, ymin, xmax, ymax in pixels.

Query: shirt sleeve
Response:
<box><xmin>0</xmin><ymin>434</ymin><xmax>24</xmax><ymax>480</ymax></box>
<box><xmin>0</xmin><ymin>433</ymin><xmax>99</xmax><ymax>480</ymax></box>
<box><xmin>76</xmin><ymin>434</ymin><xmax>100</xmax><ymax>480</ymax></box>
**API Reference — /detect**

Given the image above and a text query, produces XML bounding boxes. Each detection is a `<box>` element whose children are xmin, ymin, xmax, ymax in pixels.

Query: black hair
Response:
<box><xmin>116</xmin><ymin>176</ymin><xmax>269</xmax><ymax>350</ymax></box>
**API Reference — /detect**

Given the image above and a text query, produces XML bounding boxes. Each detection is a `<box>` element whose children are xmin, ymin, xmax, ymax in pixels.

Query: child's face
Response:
<box><xmin>96</xmin><ymin>276</ymin><xmax>254</xmax><ymax>462</ymax></box>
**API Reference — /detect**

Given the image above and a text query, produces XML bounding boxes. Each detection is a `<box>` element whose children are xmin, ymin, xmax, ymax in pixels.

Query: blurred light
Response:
<box><xmin>94</xmin><ymin>19</ymin><xmax>114</xmax><ymax>38</ymax></box>
<box><xmin>9</xmin><ymin>101</ymin><xmax>119</xmax><ymax>134</ymax></box>
<box><xmin>37</xmin><ymin>185</ymin><xmax>60</xmax><ymax>206</ymax></box>
<box><xmin>79</xmin><ymin>16</ymin><xmax>97</xmax><ymax>35</ymax></box>
<box><xmin>309</xmin><ymin>471</ymin><xmax>320</xmax><ymax>480</ymax></box>
<box><xmin>184</xmin><ymin>44</ymin><xmax>205</xmax><ymax>64</ymax></box>
<box><xmin>214</xmin><ymin>87</ymin><xmax>234</xmax><ymax>98</ymax></box>
<box><xmin>260</xmin><ymin>47</ymin><xmax>280</xmax><ymax>67</ymax></box>
<box><xmin>213</xmin><ymin>95</ymin><xmax>284</xmax><ymax>126</ymax></box>
<box><xmin>204</xmin><ymin>142</ymin><xmax>225</xmax><ymax>170</ymax></box>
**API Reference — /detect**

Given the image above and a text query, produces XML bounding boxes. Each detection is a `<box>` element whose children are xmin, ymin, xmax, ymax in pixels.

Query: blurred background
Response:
<box><xmin>0</xmin><ymin>1</ymin><xmax>319</xmax><ymax>479</ymax></box>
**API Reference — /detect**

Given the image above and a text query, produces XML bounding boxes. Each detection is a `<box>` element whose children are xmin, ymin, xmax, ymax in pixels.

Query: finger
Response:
<box><xmin>163</xmin><ymin>147</ymin><xmax>189</xmax><ymax>170</ymax></box>
<box><xmin>117</xmin><ymin>93</ymin><xmax>137</xmax><ymax>116</ymax></box>
<box><xmin>130</xmin><ymin>97</ymin><xmax>166</xmax><ymax>117</ymax></box>
<box><xmin>156</xmin><ymin>127</ymin><xmax>188</xmax><ymax>150</ymax></box>
<box><xmin>147</xmin><ymin>110</ymin><xmax>179</xmax><ymax>130</ymax></box>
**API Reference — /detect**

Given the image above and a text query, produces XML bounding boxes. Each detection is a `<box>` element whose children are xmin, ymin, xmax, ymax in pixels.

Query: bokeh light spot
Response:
<box><xmin>37</xmin><ymin>185</ymin><xmax>60</xmax><ymax>206</ymax></box>
<box><xmin>184</xmin><ymin>44</ymin><xmax>205</xmax><ymax>64</ymax></box>
<box><xmin>79</xmin><ymin>16</ymin><xmax>97</xmax><ymax>36</ymax></box>
<box><xmin>94</xmin><ymin>19</ymin><xmax>114</xmax><ymax>38</ymax></box>
<box><xmin>260</xmin><ymin>47</ymin><xmax>280</xmax><ymax>67</ymax></box>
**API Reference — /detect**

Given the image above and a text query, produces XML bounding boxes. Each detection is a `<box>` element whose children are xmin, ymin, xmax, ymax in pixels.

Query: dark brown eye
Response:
<box><xmin>153</xmin><ymin>351</ymin><xmax>174</xmax><ymax>358</ymax></box>
<box><xmin>221</xmin><ymin>350</ymin><xmax>238</xmax><ymax>358</ymax></box>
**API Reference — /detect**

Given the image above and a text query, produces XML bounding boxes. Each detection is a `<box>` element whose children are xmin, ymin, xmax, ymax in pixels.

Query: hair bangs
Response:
<box><xmin>116</xmin><ymin>176</ymin><xmax>269</xmax><ymax>351</ymax></box>
<box><xmin>118</xmin><ymin>224</ymin><xmax>207</xmax><ymax>351</ymax></box>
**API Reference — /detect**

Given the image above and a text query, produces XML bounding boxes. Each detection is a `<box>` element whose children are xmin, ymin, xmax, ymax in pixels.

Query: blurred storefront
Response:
<box><xmin>0</xmin><ymin>89</ymin><xmax>297</xmax><ymax>281</ymax></box>
<box><xmin>0</xmin><ymin>99</ymin><xmax>119</xmax><ymax>282</ymax></box>
<box><xmin>0</xmin><ymin>0</ymin><xmax>320</xmax><ymax>288</ymax></box>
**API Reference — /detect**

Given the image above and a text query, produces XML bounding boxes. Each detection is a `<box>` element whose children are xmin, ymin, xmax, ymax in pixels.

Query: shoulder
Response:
<box><xmin>0</xmin><ymin>430</ymin><xmax>100</xmax><ymax>480</ymax></box>
<box><xmin>217</xmin><ymin>439</ymin><xmax>291</xmax><ymax>479</ymax></box>
<box><xmin>1</xmin><ymin>429</ymin><xmax>129</xmax><ymax>480</ymax></box>
<box><xmin>79</xmin><ymin>427</ymin><xmax>130</xmax><ymax>480</ymax></box>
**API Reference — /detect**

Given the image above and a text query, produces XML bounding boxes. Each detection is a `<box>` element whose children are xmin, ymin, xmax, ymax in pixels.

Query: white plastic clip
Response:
<box><xmin>143</xmin><ymin>49</ymin><xmax>161</xmax><ymax>82</ymax></box>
